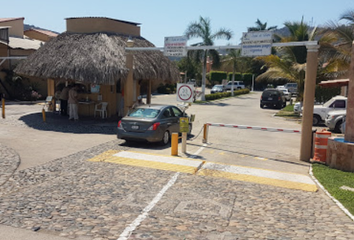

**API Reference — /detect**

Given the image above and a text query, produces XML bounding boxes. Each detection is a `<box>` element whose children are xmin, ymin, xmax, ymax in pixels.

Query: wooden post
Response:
<box><xmin>202</xmin><ymin>124</ymin><xmax>208</xmax><ymax>143</ymax></box>
<box><xmin>124</xmin><ymin>41</ymin><xmax>134</xmax><ymax>115</ymax></box>
<box><xmin>345</xmin><ymin>41</ymin><xmax>354</xmax><ymax>142</ymax></box>
<box><xmin>2</xmin><ymin>98</ymin><xmax>5</xmax><ymax>119</ymax></box>
<box><xmin>300</xmin><ymin>45</ymin><xmax>319</xmax><ymax>161</ymax></box>
<box><xmin>147</xmin><ymin>79</ymin><xmax>152</xmax><ymax>104</ymax></box>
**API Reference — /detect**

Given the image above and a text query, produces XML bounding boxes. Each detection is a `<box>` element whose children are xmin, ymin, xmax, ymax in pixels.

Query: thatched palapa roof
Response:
<box><xmin>15</xmin><ymin>32</ymin><xmax>180</xmax><ymax>84</ymax></box>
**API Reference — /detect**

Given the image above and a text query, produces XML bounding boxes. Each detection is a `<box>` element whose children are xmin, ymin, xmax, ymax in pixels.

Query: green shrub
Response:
<box><xmin>228</xmin><ymin>72</ymin><xmax>242</xmax><ymax>81</ymax></box>
<box><xmin>205</xmin><ymin>88</ymin><xmax>249</xmax><ymax>101</ymax></box>
<box><xmin>315</xmin><ymin>85</ymin><xmax>341</xmax><ymax>103</ymax></box>
<box><xmin>243</xmin><ymin>73</ymin><xmax>253</xmax><ymax>87</ymax></box>
<box><xmin>157</xmin><ymin>83</ymin><xmax>177</xmax><ymax>94</ymax></box>
<box><xmin>210</xmin><ymin>71</ymin><xmax>228</xmax><ymax>85</ymax></box>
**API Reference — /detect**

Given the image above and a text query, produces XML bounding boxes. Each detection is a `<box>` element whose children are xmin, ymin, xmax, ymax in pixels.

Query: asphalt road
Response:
<box><xmin>137</xmin><ymin>91</ymin><xmax>308</xmax><ymax>174</ymax></box>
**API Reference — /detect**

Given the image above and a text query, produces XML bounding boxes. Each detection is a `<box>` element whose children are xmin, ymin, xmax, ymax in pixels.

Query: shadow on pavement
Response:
<box><xmin>18</xmin><ymin>112</ymin><xmax>118</xmax><ymax>135</ymax></box>
<box><xmin>118</xmin><ymin>134</ymin><xmax>196</xmax><ymax>150</ymax></box>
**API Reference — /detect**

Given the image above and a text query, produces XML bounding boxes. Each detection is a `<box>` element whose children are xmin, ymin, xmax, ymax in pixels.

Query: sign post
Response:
<box><xmin>180</xmin><ymin>117</ymin><xmax>189</xmax><ymax>153</ymax></box>
<box><xmin>176</xmin><ymin>83</ymin><xmax>194</xmax><ymax>154</ymax></box>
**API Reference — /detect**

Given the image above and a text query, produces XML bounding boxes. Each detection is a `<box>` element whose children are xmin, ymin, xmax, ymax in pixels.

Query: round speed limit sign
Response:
<box><xmin>177</xmin><ymin>83</ymin><xmax>194</xmax><ymax>102</ymax></box>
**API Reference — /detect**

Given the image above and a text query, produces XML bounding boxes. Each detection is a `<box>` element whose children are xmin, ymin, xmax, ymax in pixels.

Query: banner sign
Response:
<box><xmin>164</xmin><ymin>36</ymin><xmax>187</xmax><ymax>57</ymax></box>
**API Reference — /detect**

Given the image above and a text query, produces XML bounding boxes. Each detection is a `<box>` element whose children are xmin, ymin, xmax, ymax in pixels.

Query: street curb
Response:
<box><xmin>309</xmin><ymin>164</ymin><xmax>354</xmax><ymax>221</ymax></box>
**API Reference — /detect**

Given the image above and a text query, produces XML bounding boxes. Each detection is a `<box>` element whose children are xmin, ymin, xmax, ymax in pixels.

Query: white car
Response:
<box><xmin>341</xmin><ymin>116</ymin><xmax>346</xmax><ymax>134</ymax></box>
<box><xmin>325</xmin><ymin>110</ymin><xmax>346</xmax><ymax>133</ymax></box>
<box><xmin>284</xmin><ymin>83</ymin><xmax>298</xmax><ymax>96</ymax></box>
<box><xmin>294</xmin><ymin>102</ymin><xmax>301</xmax><ymax>114</ymax></box>
<box><xmin>312</xmin><ymin>95</ymin><xmax>347</xmax><ymax>125</ymax></box>
<box><xmin>223</xmin><ymin>81</ymin><xmax>245</xmax><ymax>91</ymax></box>
<box><xmin>279</xmin><ymin>89</ymin><xmax>291</xmax><ymax>101</ymax></box>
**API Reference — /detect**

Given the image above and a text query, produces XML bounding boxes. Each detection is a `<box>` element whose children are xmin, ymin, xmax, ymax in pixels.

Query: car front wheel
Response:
<box><xmin>160</xmin><ymin>130</ymin><xmax>170</xmax><ymax>145</ymax></box>
<box><xmin>334</xmin><ymin>120</ymin><xmax>343</xmax><ymax>133</ymax></box>
<box><xmin>313</xmin><ymin>115</ymin><xmax>321</xmax><ymax>126</ymax></box>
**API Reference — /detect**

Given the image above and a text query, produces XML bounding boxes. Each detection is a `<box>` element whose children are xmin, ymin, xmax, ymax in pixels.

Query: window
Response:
<box><xmin>128</xmin><ymin>108</ymin><xmax>160</xmax><ymax>118</ymax></box>
<box><xmin>171</xmin><ymin>107</ymin><xmax>183</xmax><ymax>117</ymax></box>
<box><xmin>330</xmin><ymin>100</ymin><xmax>346</xmax><ymax>108</ymax></box>
<box><xmin>162</xmin><ymin>108</ymin><xmax>173</xmax><ymax>118</ymax></box>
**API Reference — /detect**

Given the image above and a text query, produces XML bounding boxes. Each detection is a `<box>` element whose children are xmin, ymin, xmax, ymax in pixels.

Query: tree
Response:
<box><xmin>177</xmin><ymin>57</ymin><xmax>201</xmax><ymax>83</ymax></box>
<box><xmin>340</xmin><ymin>10</ymin><xmax>354</xmax><ymax>25</ymax></box>
<box><xmin>185</xmin><ymin>16</ymin><xmax>232</xmax><ymax>100</ymax></box>
<box><xmin>248</xmin><ymin>19</ymin><xmax>277</xmax><ymax>32</ymax></box>
<box><xmin>257</xmin><ymin>18</ymin><xmax>316</xmax><ymax>101</ymax></box>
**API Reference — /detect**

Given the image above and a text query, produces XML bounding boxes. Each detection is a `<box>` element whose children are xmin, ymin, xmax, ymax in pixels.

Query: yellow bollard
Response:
<box><xmin>171</xmin><ymin>132</ymin><xmax>178</xmax><ymax>156</ymax></box>
<box><xmin>42</xmin><ymin>107</ymin><xmax>46</xmax><ymax>122</ymax></box>
<box><xmin>2</xmin><ymin>98</ymin><xmax>5</xmax><ymax>119</ymax></box>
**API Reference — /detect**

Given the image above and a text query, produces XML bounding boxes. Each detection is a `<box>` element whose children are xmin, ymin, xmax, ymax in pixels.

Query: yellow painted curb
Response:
<box><xmin>87</xmin><ymin>150</ymin><xmax>120</xmax><ymax>162</ymax></box>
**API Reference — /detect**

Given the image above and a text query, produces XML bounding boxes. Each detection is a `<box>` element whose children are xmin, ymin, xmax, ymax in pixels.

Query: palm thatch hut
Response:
<box><xmin>15</xmin><ymin>17</ymin><xmax>180</xmax><ymax>117</ymax></box>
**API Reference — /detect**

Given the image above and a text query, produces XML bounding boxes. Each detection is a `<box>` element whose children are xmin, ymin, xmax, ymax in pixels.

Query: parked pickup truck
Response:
<box><xmin>223</xmin><ymin>81</ymin><xmax>245</xmax><ymax>91</ymax></box>
<box><xmin>312</xmin><ymin>95</ymin><xmax>347</xmax><ymax>125</ymax></box>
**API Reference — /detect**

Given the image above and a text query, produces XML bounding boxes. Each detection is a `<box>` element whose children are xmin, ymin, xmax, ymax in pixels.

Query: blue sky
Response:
<box><xmin>4</xmin><ymin>0</ymin><xmax>354</xmax><ymax>46</ymax></box>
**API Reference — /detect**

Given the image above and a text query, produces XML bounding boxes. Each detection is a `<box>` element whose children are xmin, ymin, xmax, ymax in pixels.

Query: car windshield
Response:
<box><xmin>323</xmin><ymin>99</ymin><xmax>335</xmax><ymax>108</ymax></box>
<box><xmin>212</xmin><ymin>85</ymin><xmax>222</xmax><ymax>90</ymax></box>
<box><xmin>262</xmin><ymin>90</ymin><xmax>279</xmax><ymax>97</ymax></box>
<box><xmin>128</xmin><ymin>108</ymin><xmax>160</xmax><ymax>118</ymax></box>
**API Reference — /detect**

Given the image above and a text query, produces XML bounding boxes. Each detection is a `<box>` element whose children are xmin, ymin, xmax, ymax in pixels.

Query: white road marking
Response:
<box><xmin>117</xmin><ymin>172</ymin><xmax>180</xmax><ymax>240</ymax></box>
<box><xmin>202</xmin><ymin>162</ymin><xmax>315</xmax><ymax>185</ymax></box>
<box><xmin>117</xmin><ymin>146</ymin><xmax>205</xmax><ymax>239</ymax></box>
<box><xmin>113</xmin><ymin>151</ymin><xmax>202</xmax><ymax>168</ymax></box>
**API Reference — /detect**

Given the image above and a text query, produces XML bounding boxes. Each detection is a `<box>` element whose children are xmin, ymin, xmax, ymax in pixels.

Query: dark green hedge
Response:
<box><xmin>157</xmin><ymin>83</ymin><xmax>177</xmax><ymax>94</ymax></box>
<box><xmin>227</xmin><ymin>72</ymin><xmax>242</xmax><ymax>81</ymax></box>
<box><xmin>205</xmin><ymin>88</ymin><xmax>250</xmax><ymax>101</ymax></box>
<box><xmin>209</xmin><ymin>71</ymin><xmax>227</xmax><ymax>85</ymax></box>
<box><xmin>315</xmin><ymin>85</ymin><xmax>341</xmax><ymax>103</ymax></box>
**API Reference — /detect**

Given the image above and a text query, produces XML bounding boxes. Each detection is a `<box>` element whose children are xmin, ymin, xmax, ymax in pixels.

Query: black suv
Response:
<box><xmin>260</xmin><ymin>89</ymin><xmax>286</xmax><ymax>109</ymax></box>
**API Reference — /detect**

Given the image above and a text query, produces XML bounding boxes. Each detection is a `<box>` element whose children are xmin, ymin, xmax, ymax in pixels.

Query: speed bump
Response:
<box><xmin>198</xmin><ymin>162</ymin><xmax>317</xmax><ymax>192</ymax></box>
<box><xmin>88</xmin><ymin>150</ymin><xmax>317</xmax><ymax>192</ymax></box>
<box><xmin>88</xmin><ymin>150</ymin><xmax>204</xmax><ymax>174</ymax></box>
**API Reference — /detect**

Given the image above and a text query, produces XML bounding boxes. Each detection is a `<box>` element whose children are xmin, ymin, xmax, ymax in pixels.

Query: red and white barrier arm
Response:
<box><xmin>206</xmin><ymin>123</ymin><xmax>301</xmax><ymax>134</ymax></box>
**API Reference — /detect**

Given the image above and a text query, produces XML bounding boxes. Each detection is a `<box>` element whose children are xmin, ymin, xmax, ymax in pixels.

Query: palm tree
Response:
<box><xmin>340</xmin><ymin>10</ymin><xmax>354</xmax><ymax>25</ymax></box>
<box><xmin>185</xmin><ymin>16</ymin><xmax>233</xmax><ymax>100</ymax></box>
<box><xmin>317</xmin><ymin>22</ymin><xmax>354</xmax><ymax>80</ymax></box>
<box><xmin>248</xmin><ymin>19</ymin><xmax>277</xmax><ymax>32</ymax></box>
<box><xmin>257</xmin><ymin>18</ymin><xmax>316</xmax><ymax>101</ymax></box>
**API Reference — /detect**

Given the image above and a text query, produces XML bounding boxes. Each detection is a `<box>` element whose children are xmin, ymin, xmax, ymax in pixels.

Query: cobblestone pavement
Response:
<box><xmin>0</xmin><ymin>140</ymin><xmax>354</xmax><ymax>239</ymax></box>
<box><xmin>0</xmin><ymin>144</ymin><xmax>20</xmax><ymax>187</ymax></box>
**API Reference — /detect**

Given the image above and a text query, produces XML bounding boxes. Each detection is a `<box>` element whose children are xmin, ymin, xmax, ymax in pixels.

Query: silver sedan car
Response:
<box><xmin>117</xmin><ymin>104</ymin><xmax>192</xmax><ymax>145</ymax></box>
<box><xmin>325</xmin><ymin>110</ymin><xmax>346</xmax><ymax>133</ymax></box>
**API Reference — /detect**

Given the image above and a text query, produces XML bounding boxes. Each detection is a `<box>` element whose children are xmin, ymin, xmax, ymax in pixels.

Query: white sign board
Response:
<box><xmin>241</xmin><ymin>31</ymin><xmax>273</xmax><ymax>57</ymax></box>
<box><xmin>164</xmin><ymin>36</ymin><xmax>187</xmax><ymax>57</ymax></box>
<box><xmin>176</xmin><ymin>83</ymin><xmax>194</xmax><ymax>102</ymax></box>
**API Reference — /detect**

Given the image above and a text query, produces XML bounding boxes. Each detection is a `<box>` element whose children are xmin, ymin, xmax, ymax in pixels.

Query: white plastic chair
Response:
<box><xmin>94</xmin><ymin>102</ymin><xmax>108</xmax><ymax>119</ymax></box>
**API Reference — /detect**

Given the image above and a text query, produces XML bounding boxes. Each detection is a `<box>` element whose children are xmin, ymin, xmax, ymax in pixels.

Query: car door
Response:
<box><xmin>171</xmin><ymin>106</ymin><xmax>185</xmax><ymax>133</ymax></box>
<box><xmin>160</xmin><ymin>107</ymin><xmax>178</xmax><ymax>133</ymax></box>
